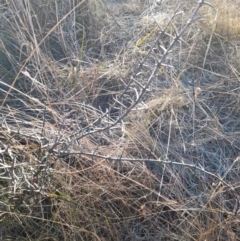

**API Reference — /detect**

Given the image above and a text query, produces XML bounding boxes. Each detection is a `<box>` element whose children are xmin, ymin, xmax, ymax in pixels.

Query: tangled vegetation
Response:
<box><xmin>0</xmin><ymin>0</ymin><xmax>240</xmax><ymax>240</ymax></box>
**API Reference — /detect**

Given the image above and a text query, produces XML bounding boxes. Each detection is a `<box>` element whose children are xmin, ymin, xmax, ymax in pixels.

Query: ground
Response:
<box><xmin>0</xmin><ymin>0</ymin><xmax>240</xmax><ymax>240</ymax></box>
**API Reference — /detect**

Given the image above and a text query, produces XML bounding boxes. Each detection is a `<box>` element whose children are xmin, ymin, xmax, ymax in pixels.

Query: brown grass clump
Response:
<box><xmin>210</xmin><ymin>0</ymin><xmax>240</xmax><ymax>40</ymax></box>
<box><xmin>1</xmin><ymin>0</ymin><xmax>240</xmax><ymax>240</ymax></box>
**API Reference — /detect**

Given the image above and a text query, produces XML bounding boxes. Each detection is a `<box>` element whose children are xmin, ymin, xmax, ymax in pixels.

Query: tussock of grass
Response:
<box><xmin>211</xmin><ymin>0</ymin><xmax>240</xmax><ymax>40</ymax></box>
<box><xmin>0</xmin><ymin>0</ymin><xmax>240</xmax><ymax>240</ymax></box>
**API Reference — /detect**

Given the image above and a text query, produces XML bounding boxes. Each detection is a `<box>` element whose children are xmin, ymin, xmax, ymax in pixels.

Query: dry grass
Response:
<box><xmin>208</xmin><ymin>0</ymin><xmax>240</xmax><ymax>40</ymax></box>
<box><xmin>0</xmin><ymin>0</ymin><xmax>240</xmax><ymax>240</ymax></box>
